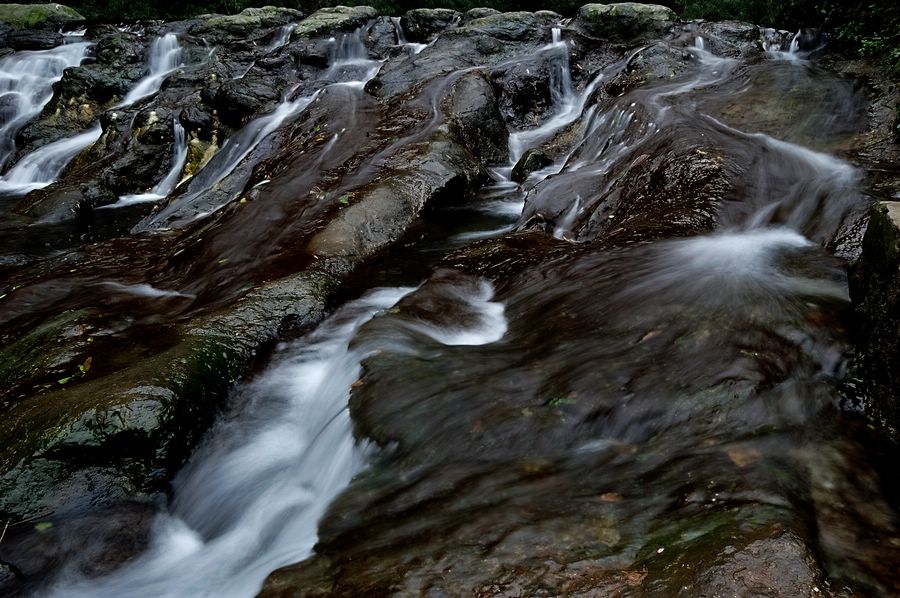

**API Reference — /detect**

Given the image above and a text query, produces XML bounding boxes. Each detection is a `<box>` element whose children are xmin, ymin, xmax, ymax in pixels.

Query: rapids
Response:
<box><xmin>1</xmin><ymin>8</ymin><xmax>898</xmax><ymax>598</ymax></box>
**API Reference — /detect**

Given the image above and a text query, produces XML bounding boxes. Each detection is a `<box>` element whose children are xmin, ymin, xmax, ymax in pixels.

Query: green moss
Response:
<box><xmin>0</xmin><ymin>3</ymin><xmax>84</xmax><ymax>28</ymax></box>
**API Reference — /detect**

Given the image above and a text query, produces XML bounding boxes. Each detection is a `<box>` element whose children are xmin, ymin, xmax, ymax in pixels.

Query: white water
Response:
<box><xmin>390</xmin><ymin>16</ymin><xmax>427</xmax><ymax>54</ymax></box>
<box><xmin>762</xmin><ymin>28</ymin><xmax>804</xmax><ymax>62</ymax></box>
<box><xmin>118</xmin><ymin>34</ymin><xmax>183</xmax><ymax>107</ymax></box>
<box><xmin>0</xmin><ymin>42</ymin><xmax>92</xmax><ymax>169</ymax></box>
<box><xmin>49</xmin><ymin>281</ymin><xmax>507</xmax><ymax>597</ymax></box>
<box><xmin>109</xmin><ymin>120</ymin><xmax>188</xmax><ymax>206</ymax></box>
<box><xmin>97</xmin><ymin>281</ymin><xmax>195</xmax><ymax>299</ymax></box>
<box><xmin>508</xmin><ymin>28</ymin><xmax>604</xmax><ymax>164</ymax></box>
<box><xmin>324</xmin><ymin>29</ymin><xmax>383</xmax><ymax>87</ymax></box>
<box><xmin>267</xmin><ymin>24</ymin><xmax>295</xmax><ymax>51</ymax></box>
<box><xmin>141</xmin><ymin>30</ymin><xmax>383</xmax><ymax>229</ymax></box>
<box><xmin>0</xmin><ymin>124</ymin><xmax>101</xmax><ymax>195</ymax></box>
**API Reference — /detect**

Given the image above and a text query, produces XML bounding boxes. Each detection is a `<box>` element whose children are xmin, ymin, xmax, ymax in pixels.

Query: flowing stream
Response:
<box><xmin>4</xmin><ymin>17</ymin><xmax>898</xmax><ymax>598</ymax></box>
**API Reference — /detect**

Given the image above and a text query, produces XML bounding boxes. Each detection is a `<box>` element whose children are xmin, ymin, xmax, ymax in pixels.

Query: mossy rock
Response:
<box><xmin>292</xmin><ymin>5</ymin><xmax>378</xmax><ymax>39</ymax></box>
<box><xmin>575</xmin><ymin>3</ymin><xmax>677</xmax><ymax>41</ymax></box>
<box><xmin>0</xmin><ymin>270</ymin><xmax>336</xmax><ymax>518</ymax></box>
<box><xmin>0</xmin><ymin>3</ymin><xmax>83</xmax><ymax>29</ymax></box>
<box><xmin>191</xmin><ymin>6</ymin><xmax>304</xmax><ymax>40</ymax></box>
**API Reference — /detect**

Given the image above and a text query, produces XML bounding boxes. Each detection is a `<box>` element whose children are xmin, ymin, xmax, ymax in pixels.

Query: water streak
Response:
<box><xmin>49</xmin><ymin>280</ymin><xmax>506</xmax><ymax>597</ymax></box>
<box><xmin>110</xmin><ymin>120</ymin><xmax>187</xmax><ymax>206</ymax></box>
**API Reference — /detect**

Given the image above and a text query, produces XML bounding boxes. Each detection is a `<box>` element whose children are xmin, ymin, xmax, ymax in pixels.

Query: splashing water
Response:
<box><xmin>0</xmin><ymin>42</ymin><xmax>92</xmax><ymax>170</ymax></box>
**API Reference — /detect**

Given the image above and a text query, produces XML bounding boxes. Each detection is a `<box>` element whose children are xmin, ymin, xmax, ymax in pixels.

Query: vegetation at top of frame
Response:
<box><xmin>5</xmin><ymin>0</ymin><xmax>899</xmax><ymax>74</ymax></box>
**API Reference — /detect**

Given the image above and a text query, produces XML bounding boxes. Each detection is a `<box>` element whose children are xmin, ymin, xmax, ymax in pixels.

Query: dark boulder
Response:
<box><xmin>400</xmin><ymin>8</ymin><xmax>461</xmax><ymax>43</ymax></box>
<box><xmin>213</xmin><ymin>78</ymin><xmax>282</xmax><ymax>127</ymax></box>
<box><xmin>5</xmin><ymin>29</ymin><xmax>62</xmax><ymax>51</ymax></box>
<box><xmin>442</xmin><ymin>70</ymin><xmax>508</xmax><ymax>164</ymax></box>
<box><xmin>574</xmin><ymin>3</ymin><xmax>677</xmax><ymax>42</ymax></box>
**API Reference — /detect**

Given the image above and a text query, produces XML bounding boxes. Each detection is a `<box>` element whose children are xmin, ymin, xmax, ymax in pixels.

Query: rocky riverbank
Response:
<box><xmin>1</xmin><ymin>2</ymin><xmax>899</xmax><ymax>596</ymax></box>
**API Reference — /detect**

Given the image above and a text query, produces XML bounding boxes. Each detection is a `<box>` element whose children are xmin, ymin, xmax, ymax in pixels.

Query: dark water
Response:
<box><xmin>3</xmin><ymin>26</ymin><xmax>898</xmax><ymax>597</ymax></box>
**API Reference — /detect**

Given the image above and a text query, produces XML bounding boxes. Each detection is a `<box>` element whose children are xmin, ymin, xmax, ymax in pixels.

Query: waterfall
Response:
<box><xmin>390</xmin><ymin>16</ymin><xmax>427</xmax><ymax>54</ymax></box>
<box><xmin>695</xmin><ymin>36</ymin><xmax>705</xmax><ymax>50</ymax></box>
<box><xmin>48</xmin><ymin>282</ymin><xmax>507</xmax><ymax>597</ymax></box>
<box><xmin>110</xmin><ymin>120</ymin><xmax>187</xmax><ymax>206</ymax></box>
<box><xmin>0</xmin><ymin>123</ymin><xmax>101</xmax><ymax>195</ymax></box>
<box><xmin>0</xmin><ymin>41</ymin><xmax>92</xmax><ymax>170</ymax></box>
<box><xmin>266</xmin><ymin>24</ymin><xmax>295</xmax><ymax>51</ymax></box>
<box><xmin>324</xmin><ymin>29</ymin><xmax>382</xmax><ymax>87</ymax></box>
<box><xmin>118</xmin><ymin>34</ymin><xmax>183</xmax><ymax>107</ymax></box>
<box><xmin>507</xmin><ymin>29</ymin><xmax>603</xmax><ymax>165</ymax></box>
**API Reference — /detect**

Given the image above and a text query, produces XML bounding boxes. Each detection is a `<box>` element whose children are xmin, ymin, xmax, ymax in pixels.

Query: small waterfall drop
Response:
<box><xmin>0</xmin><ymin>123</ymin><xmax>102</xmax><ymax>195</ymax></box>
<box><xmin>111</xmin><ymin>120</ymin><xmax>187</xmax><ymax>206</ymax></box>
<box><xmin>695</xmin><ymin>36</ymin><xmax>705</xmax><ymax>50</ymax></box>
<box><xmin>266</xmin><ymin>24</ymin><xmax>295</xmax><ymax>51</ymax></box>
<box><xmin>0</xmin><ymin>42</ymin><xmax>92</xmax><ymax>170</ymax></box>
<box><xmin>118</xmin><ymin>34</ymin><xmax>183</xmax><ymax>107</ymax></box>
<box><xmin>508</xmin><ymin>28</ymin><xmax>603</xmax><ymax>164</ymax></box>
<box><xmin>390</xmin><ymin>16</ymin><xmax>427</xmax><ymax>54</ymax></box>
<box><xmin>324</xmin><ymin>29</ymin><xmax>382</xmax><ymax>87</ymax></box>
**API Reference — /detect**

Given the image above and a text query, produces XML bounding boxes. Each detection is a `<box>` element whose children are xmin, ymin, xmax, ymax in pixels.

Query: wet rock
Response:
<box><xmin>575</xmin><ymin>3</ymin><xmax>677</xmax><ymax>42</ymax></box>
<box><xmin>442</xmin><ymin>71</ymin><xmax>508</xmax><ymax>164</ymax></box>
<box><xmin>850</xmin><ymin>202</ymin><xmax>900</xmax><ymax>440</ymax></box>
<box><xmin>213</xmin><ymin>77</ymin><xmax>282</xmax><ymax>127</ymax></box>
<box><xmin>0</xmin><ymin>3</ymin><xmax>84</xmax><ymax>30</ymax></box>
<box><xmin>690</xmin><ymin>532</ymin><xmax>823</xmax><ymax>596</ymax></box>
<box><xmin>698</xmin><ymin>20</ymin><xmax>761</xmax><ymax>58</ymax></box>
<box><xmin>5</xmin><ymin>29</ymin><xmax>62</xmax><ymax>51</ymax></box>
<box><xmin>307</xmin><ymin>132</ymin><xmax>487</xmax><ymax>273</ymax></box>
<box><xmin>0</xmin><ymin>501</ymin><xmax>157</xmax><ymax>595</ymax></box>
<box><xmin>189</xmin><ymin>6</ymin><xmax>304</xmax><ymax>42</ymax></box>
<box><xmin>493</xmin><ymin>58</ymin><xmax>560</xmax><ymax>129</ymax></box>
<box><xmin>369</xmin><ymin>11</ymin><xmax>557</xmax><ymax>102</ymax></box>
<box><xmin>179</xmin><ymin>105</ymin><xmax>215</xmax><ymax>141</ymax></box>
<box><xmin>292</xmin><ymin>6</ymin><xmax>378</xmax><ymax>39</ymax></box>
<box><xmin>511</xmin><ymin>148</ymin><xmax>552</xmax><ymax>182</ymax></box>
<box><xmin>465</xmin><ymin>7</ymin><xmax>500</xmax><ymax>21</ymax></box>
<box><xmin>400</xmin><ymin>8</ymin><xmax>461</xmax><ymax>43</ymax></box>
<box><xmin>464</xmin><ymin>10</ymin><xmax>555</xmax><ymax>43</ymax></box>
<box><xmin>0</xmin><ymin>270</ymin><xmax>336</xmax><ymax>519</ymax></box>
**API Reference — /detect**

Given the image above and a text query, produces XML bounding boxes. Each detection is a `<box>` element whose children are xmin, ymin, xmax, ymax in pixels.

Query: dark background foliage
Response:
<box><xmin>9</xmin><ymin>0</ymin><xmax>900</xmax><ymax>75</ymax></box>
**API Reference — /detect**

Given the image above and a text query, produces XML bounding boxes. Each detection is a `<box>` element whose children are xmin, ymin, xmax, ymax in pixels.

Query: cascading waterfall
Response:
<box><xmin>110</xmin><ymin>120</ymin><xmax>187</xmax><ymax>206</ymax></box>
<box><xmin>0</xmin><ymin>41</ymin><xmax>92</xmax><ymax>171</ymax></box>
<box><xmin>49</xmin><ymin>282</ymin><xmax>507</xmax><ymax>597</ymax></box>
<box><xmin>507</xmin><ymin>28</ymin><xmax>603</xmax><ymax>165</ymax></box>
<box><xmin>139</xmin><ymin>29</ymin><xmax>383</xmax><ymax>230</ymax></box>
<box><xmin>118</xmin><ymin>34</ymin><xmax>183</xmax><ymax>107</ymax></box>
<box><xmin>0</xmin><ymin>123</ymin><xmax>102</xmax><ymax>195</ymax></box>
<box><xmin>137</xmin><ymin>89</ymin><xmax>318</xmax><ymax>228</ymax></box>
